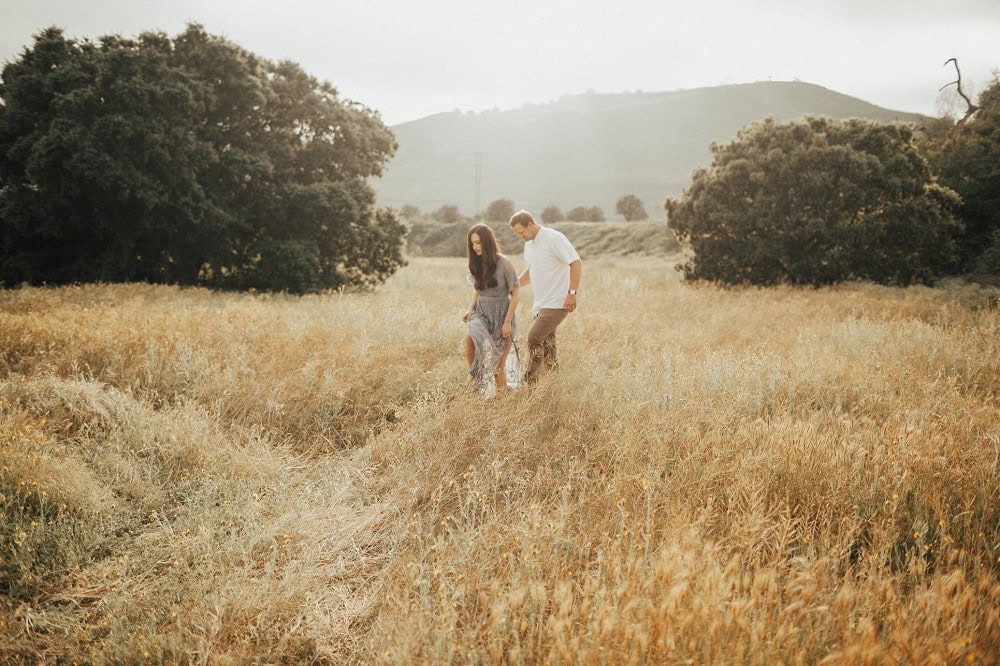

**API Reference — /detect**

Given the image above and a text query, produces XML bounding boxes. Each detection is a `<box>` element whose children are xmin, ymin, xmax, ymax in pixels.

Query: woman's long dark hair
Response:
<box><xmin>467</xmin><ymin>224</ymin><xmax>501</xmax><ymax>290</ymax></box>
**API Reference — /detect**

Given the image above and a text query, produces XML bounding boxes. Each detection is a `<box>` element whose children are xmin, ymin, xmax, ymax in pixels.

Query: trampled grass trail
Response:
<box><xmin>1</xmin><ymin>256</ymin><xmax>998</xmax><ymax>664</ymax></box>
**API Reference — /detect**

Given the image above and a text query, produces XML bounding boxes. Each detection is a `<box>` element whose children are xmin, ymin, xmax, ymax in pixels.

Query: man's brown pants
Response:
<box><xmin>523</xmin><ymin>308</ymin><xmax>568</xmax><ymax>385</ymax></box>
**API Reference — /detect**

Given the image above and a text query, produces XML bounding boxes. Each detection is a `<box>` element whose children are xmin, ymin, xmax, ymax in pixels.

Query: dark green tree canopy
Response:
<box><xmin>0</xmin><ymin>25</ymin><xmax>405</xmax><ymax>293</ymax></box>
<box><xmin>921</xmin><ymin>78</ymin><xmax>1000</xmax><ymax>272</ymax></box>
<box><xmin>666</xmin><ymin>116</ymin><xmax>962</xmax><ymax>286</ymax></box>
<box><xmin>615</xmin><ymin>194</ymin><xmax>648</xmax><ymax>221</ymax></box>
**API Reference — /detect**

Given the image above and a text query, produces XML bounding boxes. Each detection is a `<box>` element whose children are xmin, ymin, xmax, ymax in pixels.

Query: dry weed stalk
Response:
<box><xmin>1</xmin><ymin>257</ymin><xmax>997</xmax><ymax>664</ymax></box>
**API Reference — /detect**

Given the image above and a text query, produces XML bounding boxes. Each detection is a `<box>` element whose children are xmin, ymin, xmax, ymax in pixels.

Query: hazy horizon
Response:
<box><xmin>2</xmin><ymin>1</ymin><xmax>998</xmax><ymax>126</ymax></box>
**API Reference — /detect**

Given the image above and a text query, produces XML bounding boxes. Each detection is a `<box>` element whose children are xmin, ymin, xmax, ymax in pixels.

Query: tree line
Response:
<box><xmin>1</xmin><ymin>24</ymin><xmax>994</xmax><ymax>292</ymax></box>
<box><xmin>401</xmin><ymin>194</ymin><xmax>651</xmax><ymax>226</ymax></box>
<box><xmin>406</xmin><ymin>77</ymin><xmax>998</xmax><ymax>287</ymax></box>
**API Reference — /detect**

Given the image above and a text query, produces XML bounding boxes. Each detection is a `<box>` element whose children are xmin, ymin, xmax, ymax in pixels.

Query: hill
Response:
<box><xmin>374</xmin><ymin>81</ymin><xmax>928</xmax><ymax>218</ymax></box>
<box><xmin>405</xmin><ymin>219</ymin><xmax>680</xmax><ymax>258</ymax></box>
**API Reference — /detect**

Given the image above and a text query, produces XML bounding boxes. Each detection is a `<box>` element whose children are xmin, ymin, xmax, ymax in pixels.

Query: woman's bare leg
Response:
<box><xmin>464</xmin><ymin>334</ymin><xmax>475</xmax><ymax>368</ymax></box>
<box><xmin>495</xmin><ymin>342</ymin><xmax>511</xmax><ymax>389</ymax></box>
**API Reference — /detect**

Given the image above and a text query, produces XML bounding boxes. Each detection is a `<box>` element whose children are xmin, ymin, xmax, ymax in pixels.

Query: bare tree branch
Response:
<box><xmin>940</xmin><ymin>58</ymin><xmax>979</xmax><ymax>124</ymax></box>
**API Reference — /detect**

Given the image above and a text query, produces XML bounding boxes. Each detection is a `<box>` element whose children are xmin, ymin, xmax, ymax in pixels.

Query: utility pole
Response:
<box><xmin>474</xmin><ymin>151</ymin><xmax>483</xmax><ymax>215</ymax></box>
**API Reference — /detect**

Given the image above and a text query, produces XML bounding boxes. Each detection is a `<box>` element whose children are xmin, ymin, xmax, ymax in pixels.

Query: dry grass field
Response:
<box><xmin>1</xmin><ymin>255</ymin><xmax>998</xmax><ymax>664</ymax></box>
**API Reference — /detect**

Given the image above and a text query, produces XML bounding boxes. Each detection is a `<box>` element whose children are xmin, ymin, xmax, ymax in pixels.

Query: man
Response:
<box><xmin>509</xmin><ymin>210</ymin><xmax>582</xmax><ymax>384</ymax></box>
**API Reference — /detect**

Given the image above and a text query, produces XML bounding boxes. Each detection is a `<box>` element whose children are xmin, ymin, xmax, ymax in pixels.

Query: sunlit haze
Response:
<box><xmin>2</xmin><ymin>0</ymin><xmax>998</xmax><ymax>125</ymax></box>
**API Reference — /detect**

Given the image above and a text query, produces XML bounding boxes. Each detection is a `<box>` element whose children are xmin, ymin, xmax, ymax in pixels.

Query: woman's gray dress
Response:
<box><xmin>468</xmin><ymin>255</ymin><xmax>518</xmax><ymax>386</ymax></box>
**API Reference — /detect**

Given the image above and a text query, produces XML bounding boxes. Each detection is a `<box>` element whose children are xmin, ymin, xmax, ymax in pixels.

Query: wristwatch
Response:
<box><xmin>568</xmin><ymin>289</ymin><xmax>578</xmax><ymax>296</ymax></box>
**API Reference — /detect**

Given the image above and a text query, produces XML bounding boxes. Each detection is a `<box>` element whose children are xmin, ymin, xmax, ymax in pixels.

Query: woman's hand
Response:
<box><xmin>501</xmin><ymin>321</ymin><xmax>512</xmax><ymax>338</ymax></box>
<box><xmin>462</xmin><ymin>310</ymin><xmax>472</xmax><ymax>323</ymax></box>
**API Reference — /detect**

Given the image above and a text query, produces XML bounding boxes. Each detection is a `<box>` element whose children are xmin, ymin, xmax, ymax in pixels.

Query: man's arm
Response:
<box><xmin>564</xmin><ymin>259</ymin><xmax>582</xmax><ymax>312</ymax></box>
<box><xmin>518</xmin><ymin>267</ymin><xmax>531</xmax><ymax>287</ymax></box>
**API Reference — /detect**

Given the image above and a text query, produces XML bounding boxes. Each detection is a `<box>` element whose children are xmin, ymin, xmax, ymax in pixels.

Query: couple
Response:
<box><xmin>462</xmin><ymin>210</ymin><xmax>582</xmax><ymax>392</ymax></box>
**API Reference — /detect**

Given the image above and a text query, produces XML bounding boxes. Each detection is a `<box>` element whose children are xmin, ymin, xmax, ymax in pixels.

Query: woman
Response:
<box><xmin>462</xmin><ymin>223</ymin><xmax>519</xmax><ymax>391</ymax></box>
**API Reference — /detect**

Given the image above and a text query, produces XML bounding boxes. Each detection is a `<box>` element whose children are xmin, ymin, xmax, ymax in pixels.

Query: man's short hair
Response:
<box><xmin>509</xmin><ymin>210</ymin><xmax>535</xmax><ymax>228</ymax></box>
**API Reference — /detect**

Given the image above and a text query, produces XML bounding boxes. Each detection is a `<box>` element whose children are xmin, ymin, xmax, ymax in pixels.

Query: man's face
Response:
<box><xmin>511</xmin><ymin>222</ymin><xmax>535</xmax><ymax>242</ymax></box>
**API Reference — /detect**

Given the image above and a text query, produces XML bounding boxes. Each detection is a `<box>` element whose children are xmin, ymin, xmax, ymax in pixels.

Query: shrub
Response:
<box><xmin>432</xmin><ymin>204</ymin><xmax>465</xmax><ymax>225</ymax></box>
<box><xmin>399</xmin><ymin>204</ymin><xmax>422</xmax><ymax>220</ymax></box>
<box><xmin>922</xmin><ymin>79</ymin><xmax>1000</xmax><ymax>271</ymax></box>
<box><xmin>565</xmin><ymin>206</ymin><xmax>605</xmax><ymax>222</ymax></box>
<box><xmin>540</xmin><ymin>205</ymin><xmax>565</xmax><ymax>224</ymax></box>
<box><xmin>483</xmin><ymin>198</ymin><xmax>515</xmax><ymax>222</ymax></box>
<box><xmin>666</xmin><ymin>116</ymin><xmax>963</xmax><ymax>285</ymax></box>
<box><xmin>616</xmin><ymin>194</ymin><xmax>648</xmax><ymax>221</ymax></box>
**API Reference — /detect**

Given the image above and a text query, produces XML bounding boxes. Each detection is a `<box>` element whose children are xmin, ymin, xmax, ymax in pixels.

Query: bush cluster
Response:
<box><xmin>666</xmin><ymin>117</ymin><xmax>963</xmax><ymax>285</ymax></box>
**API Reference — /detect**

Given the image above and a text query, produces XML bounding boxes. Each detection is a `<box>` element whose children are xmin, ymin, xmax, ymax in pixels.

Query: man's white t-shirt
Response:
<box><xmin>523</xmin><ymin>226</ymin><xmax>581</xmax><ymax>316</ymax></box>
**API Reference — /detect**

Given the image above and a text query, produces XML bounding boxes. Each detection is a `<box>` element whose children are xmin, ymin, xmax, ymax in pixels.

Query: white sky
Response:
<box><xmin>2</xmin><ymin>0</ymin><xmax>998</xmax><ymax>126</ymax></box>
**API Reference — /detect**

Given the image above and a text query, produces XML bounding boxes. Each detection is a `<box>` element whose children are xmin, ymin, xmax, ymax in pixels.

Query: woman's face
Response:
<box><xmin>470</xmin><ymin>233</ymin><xmax>483</xmax><ymax>255</ymax></box>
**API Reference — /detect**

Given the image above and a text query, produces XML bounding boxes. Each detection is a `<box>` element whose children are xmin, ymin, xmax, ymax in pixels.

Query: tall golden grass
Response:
<box><xmin>1</xmin><ymin>256</ymin><xmax>998</xmax><ymax>664</ymax></box>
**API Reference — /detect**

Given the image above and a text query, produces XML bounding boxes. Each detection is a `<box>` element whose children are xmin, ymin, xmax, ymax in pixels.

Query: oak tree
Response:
<box><xmin>0</xmin><ymin>25</ymin><xmax>404</xmax><ymax>292</ymax></box>
<box><xmin>665</xmin><ymin>116</ymin><xmax>962</xmax><ymax>285</ymax></box>
<box><xmin>616</xmin><ymin>194</ymin><xmax>648</xmax><ymax>221</ymax></box>
<box><xmin>483</xmin><ymin>198</ymin><xmax>515</xmax><ymax>223</ymax></box>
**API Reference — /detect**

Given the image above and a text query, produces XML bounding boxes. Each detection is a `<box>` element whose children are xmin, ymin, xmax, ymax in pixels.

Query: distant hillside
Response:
<box><xmin>405</xmin><ymin>219</ymin><xmax>679</xmax><ymax>259</ymax></box>
<box><xmin>375</xmin><ymin>81</ymin><xmax>928</xmax><ymax>218</ymax></box>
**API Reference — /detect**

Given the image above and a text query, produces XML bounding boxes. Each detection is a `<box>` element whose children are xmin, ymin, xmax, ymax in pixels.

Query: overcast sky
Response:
<box><xmin>2</xmin><ymin>0</ymin><xmax>998</xmax><ymax>126</ymax></box>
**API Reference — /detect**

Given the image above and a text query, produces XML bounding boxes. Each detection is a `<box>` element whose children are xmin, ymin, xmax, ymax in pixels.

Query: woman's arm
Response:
<box><xmin>501</xmin><ymin>285</ymin><xmax>519</xmax><ymax>338</ymax></box>
<box><xmin>462</xmin><ymin>292</ymin><xmax>479</xmax><ymax>323</ymax></box>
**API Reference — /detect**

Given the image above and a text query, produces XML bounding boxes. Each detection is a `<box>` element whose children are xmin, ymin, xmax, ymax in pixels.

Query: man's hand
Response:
<box><xmin>564</xmin><ymin>293</ymin><xmax>577</xmax><ymax>313</ymax></box>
